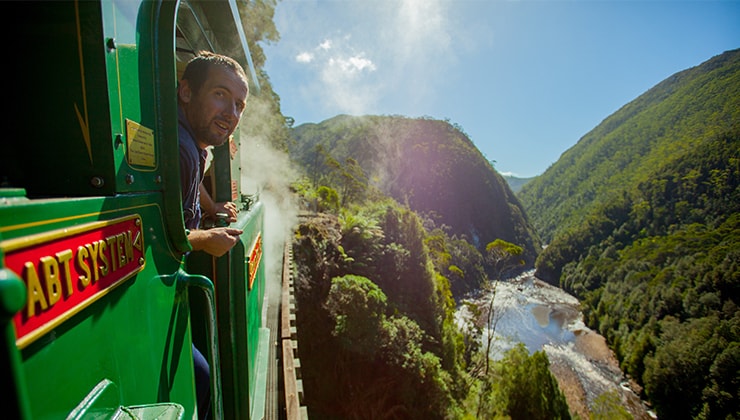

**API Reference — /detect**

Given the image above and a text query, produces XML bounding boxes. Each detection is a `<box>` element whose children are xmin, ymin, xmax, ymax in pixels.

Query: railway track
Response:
<box><xmin>266</xmin><ymin>240</ymin><xmax>307</xmax><ymax>420</ymax></box>
<box><xmin>281</xmin><ymin>242</ymin><xmax>307</xmax><ymax>419</ymax></box>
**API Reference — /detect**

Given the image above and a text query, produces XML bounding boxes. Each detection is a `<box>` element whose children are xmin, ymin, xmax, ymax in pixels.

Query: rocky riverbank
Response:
<box><xmin>521</xmin><ymin>276</ymin><xmax>654</xmax><ymax>419</ymax></box>
<box><xmin>549</xmin><ymin>320</ymin><xmax>653</xmax><ymax>419</ymax></box>
<box><xmin>463</xmin><ymin>271</ymin><xmax>655</xmax><ymax>419</ymax></box>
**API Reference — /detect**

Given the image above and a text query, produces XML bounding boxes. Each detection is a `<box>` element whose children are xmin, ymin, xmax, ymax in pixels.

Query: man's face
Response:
<box><xmin>183</xmin><ymin>66</ymin><xmax>248</xmax><ymax>148</ymax></box>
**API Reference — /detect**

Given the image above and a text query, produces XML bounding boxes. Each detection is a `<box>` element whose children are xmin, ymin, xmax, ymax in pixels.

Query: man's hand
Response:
<box><xmin>213</xmin><ymin>201</ymin><xmax>238</xmax><ymax>222</ymax></box>
<box><xmin>187</xmin><ymin>227</ymin><xmax>243</xmax><ymax>257</ymax></box>
<box><xmin>199</xmin><ymin>184</ymin><xmax>238</xmax><ymax>222</ymax></box>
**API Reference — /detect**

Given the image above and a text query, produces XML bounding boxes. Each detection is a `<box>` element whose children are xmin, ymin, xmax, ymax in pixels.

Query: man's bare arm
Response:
<box><xmin>187</xmin><ymin>227</ymin><xmax>243</xmax><ymax>257</ymax></box>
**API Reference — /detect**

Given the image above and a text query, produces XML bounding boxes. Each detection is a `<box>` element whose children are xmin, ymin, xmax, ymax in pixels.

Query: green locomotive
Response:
<box><xmin>0</xmin><ymin>1</ymin><xmax>276</xmax><ymax>418</ymax></box>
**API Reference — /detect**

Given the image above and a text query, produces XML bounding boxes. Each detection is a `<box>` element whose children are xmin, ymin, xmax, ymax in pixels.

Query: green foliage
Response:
<box><xmin>521</xmin><ymin>49</ymin><xmax>740</xmax><ymax>419</ymax></box>
<box><xmin>485</xmin><ymin>239</ymin><xmax>524</xmax><ymax>256</ymax></box>
<box><xmin>326</xmin><ymin>275</ymin><xmax>387</xmax><ymax>354</ymax></box>
<box><xmin>425</xmin><ymin>226</ymin><xmax>487</xmax><ymax>297</ymax></box>
<box><xmin>326</xmin><ymin>274</ymin><xmax>455</xmax><ymax>405</ymax></box>
<box><xmin>485</xmin><ymin>238</ymin><xmax>525</xmax><ymax>279</ymax></box>
<box><xmin>316</xmin><ymin>185</ymin><xmax>339</xmax><ymax>213</ymax></box>
<box><xmin>338</xmin><ymin>157</ymin><xmax>371</xmax><ymax>206</ymax></box>
<box><xmin>644</xmin><ymin>314</ymin><xmax>740</xmax><ymax>419</ymax></box>
<box><xmin>490</xmin><ymin>344</ymin><xmax>571</xmax><ymax>420</ymax></box>
<box><xmin>292</xmin><ymin>201</ymin><xmax>468</xmax><ymax>419</ymax></box>
<box><xmin>520</xmin><ymin>49</ymin><xmax>740</xmax><ymax>246</ymax></box>
<box><xmin>699</xmin><ymin>340</ymin><xmax>740</xmax><ymax>420</ymax></box>
<box><xmin>590</xmin><ymin>390</ymin><xmax>632</xmax><ymax>420</ymax></box>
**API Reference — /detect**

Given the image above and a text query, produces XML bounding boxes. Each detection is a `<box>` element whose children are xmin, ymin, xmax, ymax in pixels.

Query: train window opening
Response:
<box><xmin>176</xmin><ymin>1</ymin><xmax>216</xmax><ymax>60</ymax></box>
<box><xmin>175</xmin><ymin>1</ymin><xmax>222</xmax><ymax>231</ymax></box>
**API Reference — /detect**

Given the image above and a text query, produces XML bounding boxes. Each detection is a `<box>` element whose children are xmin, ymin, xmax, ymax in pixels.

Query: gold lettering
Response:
<box><xmin>116</xmin><ymin>233</ymin><xmax>126</xmax><ymax>268</ymax></box>
<box><xmin>24</xmin><ymin>262</ymin><xmax>48</xmax><ymax>317</ymax></box>
<box><xmin>76</xmin><ymin>245</ymin><xmax>91</xmax><ymax>287</ymax></box>
<box><xmin>40</xmin><ymin>256</ymin><xmax>62</xmax><ymax>306</ymax></box>
<box><xmin>85</xmin><ymin>241</ymin><xmax>100</xmax><ymax>283</ymax></box>
<box><xmin>98</xmin><ymin>239</ymin><xmax>109</xmax><ymax>277</ymax></box>
<box><xmin>106</xmin><ymin>235</ymin><xmax>118</xmax><ymax>272</ymax></box>
<box><xmin>56</xmin><ymin>249</ymin><xmax>74</xmax><ymax>297</ymax></box>
<box><xmin>124</xmin><ymin>230</ymin><xmax>134</xmax><ymax>265</ymax></box>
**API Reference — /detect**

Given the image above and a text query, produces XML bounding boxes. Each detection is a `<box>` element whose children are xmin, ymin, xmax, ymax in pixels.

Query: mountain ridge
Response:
<box><xmin>285</xmin><ymin>48</ymin><xmax>740</xmax><ymax>419</ymax></box>
<box><xmin>519</xmin><ymin>48</ymin><xmax>740</xmax><ymax>245</ymax></box>
<box><xmin>502</xmin><ymin>174</ymin><xmax>535</xmax><ymax>192</ymax></box>
<box><xmin>289</xmin><ymin>115</ymin><xmax>542</xmax><ymax>268</ymax></box>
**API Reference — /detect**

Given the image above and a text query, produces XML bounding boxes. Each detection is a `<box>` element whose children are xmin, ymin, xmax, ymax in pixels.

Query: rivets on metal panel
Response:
<box><xmin>90</xmin><ymin>177</ymin><xmax>105</xmax><ymax>188</ymax></box>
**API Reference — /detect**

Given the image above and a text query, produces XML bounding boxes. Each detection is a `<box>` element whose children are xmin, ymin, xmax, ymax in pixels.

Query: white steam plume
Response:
<box><xmin>239</xmin><ymin>97</ymin><xmax>300</xmax><ymax>307</ymax></box>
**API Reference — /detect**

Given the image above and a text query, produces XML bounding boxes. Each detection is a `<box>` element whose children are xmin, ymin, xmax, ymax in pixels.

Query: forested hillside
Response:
<box><xmin>289</xmin><ymin>115</ymin><xmax>541</xmax><ymax>274</ymax></box>
<box><xmin>519</xmin><ymin>49</ymin><xmax>740</xmax><ymax>419</ymax></box>
<box><xmin>236</xmin><ymin>2</ymin><xmax>653</xmax><ymax>417</ymax></box>
<box><xmin>285</xmin><ymin>116</ymin><xmax>584</xmax><ymax>418</ymax></box>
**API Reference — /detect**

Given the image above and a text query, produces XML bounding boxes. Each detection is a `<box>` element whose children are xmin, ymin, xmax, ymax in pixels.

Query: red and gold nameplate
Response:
<box><xmin>1</xmin><ymin>215</ymin><xmax>145</xmax><ymax>349</ymax></box>
<box><xmin>231</xmin><ymin>180</ymin><xmax>239</xmax><ymax>202</ymax></box>
<box><xmin>247</xmin><ymin>233</ymin><xmax>262</xmax><ymax>290</ymax></box>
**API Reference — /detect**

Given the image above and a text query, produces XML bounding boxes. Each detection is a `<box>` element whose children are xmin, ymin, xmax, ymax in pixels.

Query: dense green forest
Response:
<box><xmin>240</xmin><ymin>3</ymin><xmax>738</xmax><ymax>417</ymax></box>
<box><xmin>237</xmin><ymin>4</ymin><xmax>584</xmax><ymax>418</ymax></box>
<box><xmin>290</xmin><ymin>198</ymin><xmax>572</xmax><ymax>419</ymax></box>
<box><xmin>286</xmin><ymin>117</ymin><xmax>585</xmax><ymax>418</ymax></box>
<box><xmin>519</xmin><ymin>49</ymin><xmax>740</xmax><ymax>419</ymax></box>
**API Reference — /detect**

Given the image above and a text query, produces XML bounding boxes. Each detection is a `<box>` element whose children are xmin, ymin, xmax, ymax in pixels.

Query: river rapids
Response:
<box><xmin>456</xmin><ymin>270</ymin><xmax>656</xmax><ymax>419</ymax></box>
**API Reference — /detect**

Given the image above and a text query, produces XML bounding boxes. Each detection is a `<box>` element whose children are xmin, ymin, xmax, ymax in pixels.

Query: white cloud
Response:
<box><xmin>330</xmin><ymin>55</ymin><xmax>376</xmax><ymax>74</ymax></box>
<box><xmin>319</xmin><ymin>52</ymin><xmax>379</xmax><ymax>115</ymax></box>
<box><xmin>296</xmin><ymin>52</ymin><xmax>313</xmax><ymax>63</ymax></box>
<box><xmin>278</xmin><ymin>0</ymin><xmax>459</xmax><ymax>118</ymax></box>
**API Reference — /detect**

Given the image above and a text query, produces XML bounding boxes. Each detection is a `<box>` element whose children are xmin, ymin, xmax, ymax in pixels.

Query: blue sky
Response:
<box><xmin>262</xmin><ymin>0</ymin><xmax>740</xmax><ymax>178</ymax></box>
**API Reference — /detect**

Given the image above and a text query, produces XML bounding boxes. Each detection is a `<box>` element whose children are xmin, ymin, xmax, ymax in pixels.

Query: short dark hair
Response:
<box><xmin>181</xmin><ymin>51</ymin><xmax>249</xmax><ymax>96</ymax></box>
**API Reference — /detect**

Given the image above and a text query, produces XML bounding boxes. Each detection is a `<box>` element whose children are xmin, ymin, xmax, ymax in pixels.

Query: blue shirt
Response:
<box><xmin>179</xmin><ymin>106</ymin><xmax>208</xmax><ymax>230</ymax></box>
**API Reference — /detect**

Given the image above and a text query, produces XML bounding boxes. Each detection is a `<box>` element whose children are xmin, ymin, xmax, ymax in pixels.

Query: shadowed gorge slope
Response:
<box><xmin>290</xmin><ymin>115</ymin><xmax>542</xmax><ymax>268</ymax></box>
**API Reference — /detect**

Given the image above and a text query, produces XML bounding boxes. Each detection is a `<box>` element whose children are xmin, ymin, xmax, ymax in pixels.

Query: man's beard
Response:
<box><xmin>195</xmin><ymin>126</ymin><xmax>229</xmax><ymax>147</ymax></box>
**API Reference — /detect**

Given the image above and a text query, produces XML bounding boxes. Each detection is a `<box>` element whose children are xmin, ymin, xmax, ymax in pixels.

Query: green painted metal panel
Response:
<box><xmin>1</xmin><ymin>0</ymin><xmax>177</xmax><ymax>198</ymax></box>
<box><xmin>0</xmin><ymin>194</ymin><xmax>197</xmax><ymax>418</ymax></box>
<box><xmin>186</xmin><ymin>200</ymin><xmax>267</xmax><ymax>419</ymax></box>
<box><xmin>1</xmin><ymin>1</ymin><xmax>273</xmax><ymax>418</ymax></box>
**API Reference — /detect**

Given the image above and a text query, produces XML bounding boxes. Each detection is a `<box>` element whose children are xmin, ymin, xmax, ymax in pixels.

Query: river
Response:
<box><xmin>456</xmin><ymin>270</ymin><xmax>655</xmax><ymax>419</ymax></box>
